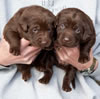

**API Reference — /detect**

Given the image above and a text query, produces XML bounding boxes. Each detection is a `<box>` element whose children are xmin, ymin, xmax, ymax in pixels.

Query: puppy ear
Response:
<box><xmin>82</xmin><ymin>23</ymin><xmax>91</xmax><ymax>41</ymax></box>
<box><xmin>82</xmin><ymin>15</ymin><xmax>96</xmax><ymax>42</ymax></box>
<box><xmin>20</xmin><ymin>24</ymin><xmax>28</xmax><ymax>32</ymax></box>
<box><xmin>19</xmin><ymin>17</ymin><xmax>28</xmax><ymax>32</ymax></box>
<box><xmin>14</xmin><ymin>7</ymin><xmax>25</xmax><ymax>21</ymax></box>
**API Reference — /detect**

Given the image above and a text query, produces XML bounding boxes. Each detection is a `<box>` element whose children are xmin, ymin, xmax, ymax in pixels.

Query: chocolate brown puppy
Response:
<box><xmin>55</xmin><ymin>8</ymin><xmax>96</xmax><ymax>91</ymax></box>
<box><xmin>33</xmin><ymin>47</ymin><xmax>58</xmax><ymax>84</ymax></box>
<box><xmin>3</xmin><ymin>5</ymin><xmax>55</xmax><ymax>83</ymax></box>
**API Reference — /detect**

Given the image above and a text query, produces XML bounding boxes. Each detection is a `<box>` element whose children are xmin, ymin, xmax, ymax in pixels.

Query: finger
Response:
<box><xmin>60</xmin><ymin>47</ymin><xmax>82</xmax><ymax>68</ymax></box>
<box><xmin>22</xmin><ymin>48</ymin><xmax>40</xmax><ymax>61</ymax></box>
<box><xmin>17</xmin><ymin>49</ymin><xmax>40</xmax><ymax>64</ymax></box>
<box><xmin>25</xmin><ymin>53</ymin><xmax>38</xmax><ymax>64</ymax></box>
<box><xmin>59</xmin><ymin>47</ymin><xmax>71</xmax><ymax>62</ymax></box>
<box><xmin>14</xmin><ymin>48</ymin><xmax>40</xmax><ymax>62</ymax></box>
<box><xmin>61</xmin><ymin>47</ymin><xmax>70</xmax><ymax>58</ymax></box>
<box><xmin>24</xmin><ymin>49</ymin><xmax>41</xmax><ymax>64</ymax></box>
<box><xmin>21</xmin><ymin>38</ymin><xmax>30</xmax><ymax>47</ymax></box>
<box><xmin>56</xmin><ymin>48</ymin><xmax>70</xmax><ymax>65</ymax></box>
<box><xmin>56</xmin><ymin>48</ymin><xmax>65</xmax><ymax>61</ymax></box>
<box><xmin>63</xmin><ymin>47</ymin><xmax>79</xmax><ymax>60</ymax></box>
<box><xmin>27</xmin><ymin>48</ymin><xmax>41</xmax><ymax>57</ymax></box>
<box><xmin>25</xmin><ymin>48</ymin><xmax>41</xmax><ymax>57</ymax></box>
<box><xmin>20</xmin><ymin>38</ymin><xmax>40</xmax><ymax>50</ymax></box>
<box><xmin>62</xmin><ymin>47</ymin><xmax>72</xmax><ymax>56</ymax></box>
<box><xmin>21</xmin><ymin>46</ymin><xmax>41</xmax><ymax>56</ymax></box>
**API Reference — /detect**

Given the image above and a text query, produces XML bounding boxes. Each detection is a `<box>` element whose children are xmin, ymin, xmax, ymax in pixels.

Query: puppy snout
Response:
<box><xmin>62</xmin><ymin>37</ymin><xmax>70</xmax><ymax>43</ymax></box>
<box><xmin>38</xmin><ymin>38</ymin><xmax>46</xmax><ymax>44</ymax></box>
<box><xmin>63</xmin><ymin>37</ymin><xmax>70</xmax><ymax>42</ymax></box>
<box><xmin>41</xmin><ymin>41</ymin><xmax>47</xmax><ymax>44</ymax></box>
<box><xmin>38</xmin><ymin>38</ymin><xmax>51</xmax><ymax>47</ymax></box>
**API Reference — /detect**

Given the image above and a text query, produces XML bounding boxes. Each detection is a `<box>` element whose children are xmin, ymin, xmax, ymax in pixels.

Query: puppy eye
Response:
<box><xmin>75</xmin><ymin>28</ymin><xmax>80</xmax><ymax>34</ymax></box>
<box><xmin>48</xmin><ymin>29</ymin><xmax>51</xmax><ymax>33</ymax></box>
<box><xmin>32</xmin><ymin>28</ymin><xmax>38</xmax><ymax>33</ymax></box>
<box><xmin>60</xmin><ymin>24</ymin><xmax>65</xmax><ymax>29</ymax></box>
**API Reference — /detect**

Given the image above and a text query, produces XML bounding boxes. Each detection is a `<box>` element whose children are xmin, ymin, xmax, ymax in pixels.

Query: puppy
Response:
<box><xmin>55</xmin><ymin>8</ymin><xmax>96</xmax><ymax>91</ymax></box>
<box><xmin>3</xmin><ymin>5</ymin><xmax>55</xmax><ymax>83</ymax></box>
<box><xmin>33</xmin><ymin>47</ymin><xmax>58</xmax><ymax>84</ymax></box>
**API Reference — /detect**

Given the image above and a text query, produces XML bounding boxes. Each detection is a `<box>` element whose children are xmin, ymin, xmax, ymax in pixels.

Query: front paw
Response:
<box><xmin>10</xmin><ymin>47</ymin><xmax>20</xmax><ymax>56</ymax></box>
<box><xmin>62</xmin><ymin>84</ymin><xmax>72</xmax><ymax>92</ymax></box>
<box><xmin>39</xmin><ymin>75</ymin><xmax>50</xmax><ymax>84</ymax></box>
<box><xmin>22</xmin><ymin>71</ymin><xmax>31</xmax><ymax>81</ymax></box>
<box><xmin>78</xmin><ymin>54</ymin><xmax>90</xmax><ymax>63</ymax></box>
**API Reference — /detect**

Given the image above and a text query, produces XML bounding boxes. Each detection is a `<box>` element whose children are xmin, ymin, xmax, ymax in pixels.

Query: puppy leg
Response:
<box><xmin>17</xmin><ymin>64</ymin><xmax>32</xmax><ymax>81</ymax></box>
<box><xmin>39</xmin><ymin>65</ymin><xmax>53</xmax><ymax>84</ymax></box>
<box><xmin>4</xmin><ymin>31</ymin><xmax>21</xmax><ymax>56</ymax></box>
<box><xmin>72</xmin><ymin>77</ymin><xmax>76</xmax><ymax>89</ymax></box>
<box><xmin>35</xmin><ymin>65</ymin><xmax>46</xmax><ymax>72</ymax></box>
<box><xmin>79</xmin><ymin>38</ymin><xmax>95</xmax><ymax>63</ymax></box>
<box><xmin>79</xmin><ymin>51</ymin><xmax>90</xmax><ymax>63</ymax></box>
<box><xmin>62</xmin><ymin>65</ymin><xmax>76</xmax><ymax>92</ymax></box>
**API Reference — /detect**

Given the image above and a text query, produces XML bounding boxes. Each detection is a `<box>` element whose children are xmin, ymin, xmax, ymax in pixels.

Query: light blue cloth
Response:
<box><xmin>0</xmin><ymin>0</ymin><xmax>100</xmax><ymax>99</ymax></box>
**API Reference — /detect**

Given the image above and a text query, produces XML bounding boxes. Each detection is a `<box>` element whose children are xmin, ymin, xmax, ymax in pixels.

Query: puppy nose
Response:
<box><xmin>38</xmin><ymin>38</ymin><xmax>47</xmax><ymax>45</ymax></box>
<box><xmin>41</xmin><ymin>41</ymin><xmax>47</xmax><ymax>44</ymax></box>
<box><xmin>63</xmin><ymin>37</ymin><xmax>69</xmax><ymax>42</ymax></box>
<box><xmin>40</xmin><ymin>40</ymin><xmax>48</xmax><ymax>47</ymax></box>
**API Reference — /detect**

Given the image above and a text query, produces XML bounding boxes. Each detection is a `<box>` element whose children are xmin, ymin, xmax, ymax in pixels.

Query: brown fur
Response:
<box><xmin>55</xmin><ymin>8</ymin><xmax>96</xmax><ymax>92</ymax></box>
<box><xmin>3</xmin><ymin>5</ymin><xmax>56</xmax><ymax>83</ymax></box>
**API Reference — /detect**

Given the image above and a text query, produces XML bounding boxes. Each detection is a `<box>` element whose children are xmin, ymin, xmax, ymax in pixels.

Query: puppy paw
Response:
<box><xmin>39</xmin><ymin>75</ymin><xmax>50</xmax><ymax>84</ymax></box>
<box><xmin>62</xmin><ymin>85</ymin><xmax>72</xmax><ymax>92</ymax></box>
<box><xmin>10</xmin><ymin>47</ymin><xmax>20</xmax><ymax>56</ymax></box>
<box><xmin>22</xmin><ymin>72</ymin><xmax>31</xmax><ymax>81</ymax></box>
<box><xmin>78</xmin><ymin>55</ymin><xmax>90</xmax><ymax>63</ymax></box>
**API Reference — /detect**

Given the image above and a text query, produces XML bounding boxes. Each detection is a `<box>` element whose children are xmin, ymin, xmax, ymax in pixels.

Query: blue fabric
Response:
<box><xmin>0</xmin><ymin>0</ymin><xmax>100</xmax><ymax>99</ymax></box>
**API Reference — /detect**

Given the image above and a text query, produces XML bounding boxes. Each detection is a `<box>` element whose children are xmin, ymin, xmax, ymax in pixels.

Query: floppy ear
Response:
<box><xmin>82</xmin><ymin>15</ymin><xmax>96</xmax><ymax>42</ymax></box>
<box><xmin>19</xmin><ymin>17</ymin><xmax>28</xmax><ymax>32</ymax></box>
<box><xmin>20</xmin><ymin>24</ymin><xmax>28</xmax><ymax>32</ymax></box>
<box><xmin>82</xmin><ymin>23</ymin><xmax>91</xmax><ymax>41</ymax></box>
<box><xmin>15</xmin><ymin>7</ymin><xmax>29</xmax><ymax>32</ymax></box>
<box><xmin>14</xmin><ymin>7</ymin><xmax>25</xmax><ymax>20</ymax></box>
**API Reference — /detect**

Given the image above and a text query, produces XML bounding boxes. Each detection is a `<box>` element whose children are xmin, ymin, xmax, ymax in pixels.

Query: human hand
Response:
<box><xmin>56</xmin><ymin>46</ymin><xmax>98</xmax><ymax>71</ymax></box>
<box><xmin>0</xmin><ymin>38</ymin><xmax>41</xmax><ymax>66</ymax></box>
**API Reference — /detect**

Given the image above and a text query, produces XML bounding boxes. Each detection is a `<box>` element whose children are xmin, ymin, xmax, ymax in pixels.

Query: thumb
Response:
<box><xmin>21</xmin><ymin>38</ymin><xmax>30</xmax><ymax>48</ymax></box>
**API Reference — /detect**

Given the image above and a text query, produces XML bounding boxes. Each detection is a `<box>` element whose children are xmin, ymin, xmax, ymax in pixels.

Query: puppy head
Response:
<box><xmin>55</xmin><ymin>8</ymin><xmax>95</xmax><ymax>47</ymax></box>
<box><xmin>18</xmin><ymin>6</ymin><xmax>55</xmax><ymax>49</ymax></box>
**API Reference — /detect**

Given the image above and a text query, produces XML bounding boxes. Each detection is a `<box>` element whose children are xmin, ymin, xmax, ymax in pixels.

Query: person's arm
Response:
<box><xmin>0</xmin><ymin>38</ymin><xmax>41</xmax><ymax>69</ymax></box>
